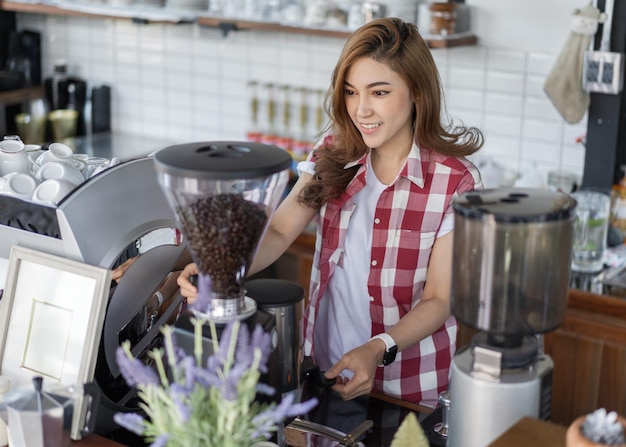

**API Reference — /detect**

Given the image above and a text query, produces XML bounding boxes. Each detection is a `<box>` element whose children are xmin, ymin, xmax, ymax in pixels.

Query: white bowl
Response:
<box><xmin>31</xmin><ymin>178</ymin><xmax>76</xmax><ymax>206</ymax></box>
<box><xmin>0</xmin><ymin>172</ymin><xmax>37</xmax><ymax>200</ymax></box>
<box><xmin>35</xmin><ymin>142</ymin><xmax>74</xmax><ymax>166</ymax></box>
<box><xmin>35</xmin><ymin>161</ymin><xmax>85</xmax><ymax>186</ymax></box>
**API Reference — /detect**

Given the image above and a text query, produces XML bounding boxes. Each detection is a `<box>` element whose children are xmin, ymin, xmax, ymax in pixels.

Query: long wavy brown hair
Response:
<box><xmin>299</xmin><ymin>17</ymin><xmax>483</xmax><ymax>209</ymax></box>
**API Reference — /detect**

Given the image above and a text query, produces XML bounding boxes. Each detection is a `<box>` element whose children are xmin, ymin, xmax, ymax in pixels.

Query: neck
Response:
<box><xmin>371</xmin><ymin>145</ymin><xmax>411</xmax><ymax>185</ymax></box>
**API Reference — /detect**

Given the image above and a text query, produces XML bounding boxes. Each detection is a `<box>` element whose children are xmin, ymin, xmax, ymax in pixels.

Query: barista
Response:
<box><xmin>177</xmin><ymin>18</ymin><xmax>483</xmax><ymax>408</ymax></box>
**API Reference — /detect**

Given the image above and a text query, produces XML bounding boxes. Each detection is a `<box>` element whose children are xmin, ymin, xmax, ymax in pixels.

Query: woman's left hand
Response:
<box><xmin>323</xmin><ymin>340</ymin><xmax>382</xmax><ymax>400</ymax></box>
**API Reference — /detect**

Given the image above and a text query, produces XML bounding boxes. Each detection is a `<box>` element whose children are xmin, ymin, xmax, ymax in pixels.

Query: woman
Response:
<box><xmin>178</xmin><ymin>17</ymin><xmax>483</xmax><ymax>408</ymax></box>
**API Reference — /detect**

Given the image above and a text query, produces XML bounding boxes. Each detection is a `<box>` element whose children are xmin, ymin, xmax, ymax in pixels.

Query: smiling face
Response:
<box><xmin>344</xmin><ymin>57</ymin><xmax>415</xmax><ymax>154</ymax></box>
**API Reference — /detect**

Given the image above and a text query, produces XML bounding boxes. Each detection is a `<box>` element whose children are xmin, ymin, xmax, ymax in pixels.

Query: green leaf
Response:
<box><xmin>390</xmin><ymin>412</ymin><xmax>429</xmax><ymax>447</ymax></box>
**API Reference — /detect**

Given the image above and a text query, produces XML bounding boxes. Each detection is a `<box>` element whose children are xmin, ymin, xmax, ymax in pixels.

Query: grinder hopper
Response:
<box><xmin>153</xmin><ymin>141</ymin><xmax>292</xmax><ymax>322</ymax></box>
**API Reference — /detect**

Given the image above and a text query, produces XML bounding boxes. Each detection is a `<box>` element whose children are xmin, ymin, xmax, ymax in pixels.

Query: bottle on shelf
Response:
<box><xmin>260</xmin><ymin>82</ymin><xmax>279</xmax><ymax>146</ymax></box>
<box><xmin>246</xmin><ymin>81</ymin><xmax>263</xmax><ymax>142</ymax></box>
<box><xmin>290</xmin><ymin>86</ymin><xmax>313</xmax><ymax>169</ymax></box>
<box><xmin>275</xmin><ymin>84</ymin><xmax>294</xmax><ymax>153</ymax></box>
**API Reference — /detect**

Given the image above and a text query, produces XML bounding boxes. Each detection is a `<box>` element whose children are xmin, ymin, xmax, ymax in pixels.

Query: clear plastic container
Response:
<box><xmin>153</xmin><ymin>141</ymin><xmax>291</xmax><ymax>320</ymax></box>
<box><xmin>452</xmin><ymin>188</ymin><xmax>577</xmax><ymax>337</ymax></box>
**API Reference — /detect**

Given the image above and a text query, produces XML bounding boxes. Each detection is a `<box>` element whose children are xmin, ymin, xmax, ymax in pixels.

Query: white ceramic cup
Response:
<box><xmin>24</xmin><ymin>144</ymin><xmax>44</xmax><ymax>163</ymax></box>
<box><xmin>0</xmin><ymin>172</ymin><xmax>38</xmax><ymax>200</ymax></box>
<box><xmin>31</xmin><ymin>178</ymin><xmax>76</xmax><ymax>206</ymax></box>
<box><xmin>35</xmin><ymin>142</ymin><xmax>74</xmax><ymax>166</ymax></box>
<box><xmin>35</xmin><ymin>161</ymin><xmax>85</xmax><ymax>186</ymax></box>
<box><xmin>0</xmin><ymin>139</ymin><xmax>31</xmax><ymax>177</ymax></box>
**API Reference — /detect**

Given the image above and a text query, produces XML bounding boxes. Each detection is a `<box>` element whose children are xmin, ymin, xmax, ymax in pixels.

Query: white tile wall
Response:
<box><xmin>15</xmin><ymin>8</ymin><xmax>590</xmax><ymax>186</ymax></box>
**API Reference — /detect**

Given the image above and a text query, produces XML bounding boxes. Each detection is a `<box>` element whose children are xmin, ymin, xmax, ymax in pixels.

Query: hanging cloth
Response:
<box><xmin>544</xmin><ymin>3</ymin><xmax>607</xmax><ymax>124</ymax></box>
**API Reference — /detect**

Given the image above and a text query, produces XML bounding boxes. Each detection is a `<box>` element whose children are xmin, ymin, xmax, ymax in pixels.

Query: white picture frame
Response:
<box><xmin>0</xmin><ymin>245</ymin><xmax>111</xmax><ymax>440</ymax></box>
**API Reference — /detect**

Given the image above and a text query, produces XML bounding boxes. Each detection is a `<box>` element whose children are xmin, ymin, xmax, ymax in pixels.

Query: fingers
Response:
<box><xmin>111</xmin><ymin>257</ymin><xmax>138</xmax><ymax>283</ymax></box>
<box><xmin>325</xmin><ymin>346</ymin><xmax>378</xmax><ymax>401</ymax></box>
<box><xmin>177</xmin><ymin>263</ymin><xmax>199</xmax><ymax>303</ymax></box>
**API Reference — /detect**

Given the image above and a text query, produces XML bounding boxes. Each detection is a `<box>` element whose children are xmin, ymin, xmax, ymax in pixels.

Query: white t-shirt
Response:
<box><xmin>313</xmin><ymin>162</ymin><xmax>386</xmax><ymax>377</ymax></box>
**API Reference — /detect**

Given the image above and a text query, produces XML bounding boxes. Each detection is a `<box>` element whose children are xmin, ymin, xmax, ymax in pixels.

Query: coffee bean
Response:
<box><xmin>177</xmin><ymin>193</ymin><xmax>267</xmax><ymax>298</ymax></box>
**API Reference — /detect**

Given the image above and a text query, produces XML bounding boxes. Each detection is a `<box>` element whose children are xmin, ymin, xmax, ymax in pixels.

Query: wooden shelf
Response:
<box><xmin>0</xmin><ymin>0</ymin><xmax>478</xmax><ymax>47</ymax></box>
<box><xmin>0</xmin><ymin>0</ymin><xmax>195</xmax><ymax>24</ymax></box>
<box><xmin>0</xmin><ymin>84</ymin><xmax>45</xmax><ymax>106</ymax></box>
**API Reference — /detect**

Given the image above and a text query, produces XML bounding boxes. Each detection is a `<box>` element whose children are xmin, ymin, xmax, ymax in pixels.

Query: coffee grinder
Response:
<box><xmin>447</xmin><ymin>188</ymin><xmax>577</xmax><ymax>447</ymax></box>
<box><xmin>152</xmin><ymin>141</ymin><xmax>304</xmax><ymax>407</ymax></box>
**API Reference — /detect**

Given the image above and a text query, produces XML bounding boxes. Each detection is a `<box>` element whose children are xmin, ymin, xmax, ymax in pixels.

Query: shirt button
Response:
<box><xmin>374</xmin><ymin>218</ymin><xmax>380</xmax><ymax>224</ymax></box>
<box><xmin>371</xmin><ymin>260</ymin><xmax>377</xmax><ymax>266</ymax></box>
<box><xmin>370</xmin><ymin>296</ymin><xmax>375</xmax><ymax>302</ymax></box>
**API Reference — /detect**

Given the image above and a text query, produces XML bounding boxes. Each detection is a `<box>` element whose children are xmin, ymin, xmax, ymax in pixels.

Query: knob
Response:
<box><xmin>433</xmin><ymin>390</ymin><xmax>450</xmax><ymax>438</ymax></box>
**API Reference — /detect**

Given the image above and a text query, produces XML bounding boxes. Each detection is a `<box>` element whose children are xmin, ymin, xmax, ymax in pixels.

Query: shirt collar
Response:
<box><xmin>343</xmin><ymin>143</ymin><xmax>426</xmax><ymax>188</ymax></box>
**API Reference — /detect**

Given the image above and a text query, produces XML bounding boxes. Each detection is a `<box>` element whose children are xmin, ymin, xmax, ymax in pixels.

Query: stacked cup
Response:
<box><xmin>0</xmin><ymin>138</ymin><xmax>117</xmax><ymax>207</ymax></box>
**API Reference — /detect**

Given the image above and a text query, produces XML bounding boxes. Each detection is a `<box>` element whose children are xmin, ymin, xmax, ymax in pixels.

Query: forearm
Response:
<box><xmin>249</xmin><ymin>226</ymin><xmax>296</xmax><ymax>276</ymax></box>
<box><xmin>248</xmin><ymin>172</ymin><xmax>317</xmax><ymax>276</ymax></box>
<box><xmin>386</xmin><ymin>296</ymin><xmax>451</xmax><ymax>352</ymax></box>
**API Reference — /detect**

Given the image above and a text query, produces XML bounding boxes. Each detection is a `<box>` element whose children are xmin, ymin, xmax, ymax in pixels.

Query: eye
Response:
<box><xmin>344</xmin><ymin>88</ymin><xmax>355</xmax><ymax>95</ymax></box>
<box><xmin>374</xmin><ymin>90</ymin><xmax>389</xmax><ymax>97</ymax></box>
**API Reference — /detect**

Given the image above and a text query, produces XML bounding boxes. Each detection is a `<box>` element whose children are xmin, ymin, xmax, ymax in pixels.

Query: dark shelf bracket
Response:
<box><xmin>218</xmin><ymin>21</ymin><xmax>237</xmax><ymax>37</ymax></box>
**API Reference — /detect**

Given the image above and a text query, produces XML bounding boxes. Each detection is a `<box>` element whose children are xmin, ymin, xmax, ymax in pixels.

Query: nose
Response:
<box><xmin>355</xmin><ymin>95</ymin><xmax>373</xmax><ymax>117</ymax></box>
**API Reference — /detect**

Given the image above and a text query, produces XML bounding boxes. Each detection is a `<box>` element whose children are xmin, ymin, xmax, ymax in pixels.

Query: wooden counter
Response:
<box><xmin>488</xmin><ymin>417</ymin><xmax>567</xmax><ymax>447</ymax></box>
<box><xmin>72</xmin><ymin>434</ymin><xmax>126</xmax><ymax>447</ymax></box>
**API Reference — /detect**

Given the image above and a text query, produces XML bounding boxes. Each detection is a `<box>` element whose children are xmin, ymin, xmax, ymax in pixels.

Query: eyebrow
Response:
<box><xmin>344</xmin><ymin>80</ymin><xmax>392</xmax><ymax>89</ymax></box>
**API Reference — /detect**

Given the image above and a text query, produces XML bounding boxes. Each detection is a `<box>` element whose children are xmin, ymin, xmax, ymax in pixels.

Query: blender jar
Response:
<box><xmin>451</xmin><ymin>188</ymin><xmax>577</xmax><ymax>337</ymax></box>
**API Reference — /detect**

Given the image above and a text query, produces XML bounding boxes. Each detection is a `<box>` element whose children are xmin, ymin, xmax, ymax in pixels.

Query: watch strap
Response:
<box><xmin>370</xmin><ymin>333</ymin><xmax>398</xmax><ymax>366</ymax></box>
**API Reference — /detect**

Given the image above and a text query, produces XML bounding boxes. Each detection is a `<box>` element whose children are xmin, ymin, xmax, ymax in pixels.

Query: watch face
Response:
<box><xmin>382</xmin><ymin>345</ymin><xmax>398</xmax><ymax>366</ymax></box>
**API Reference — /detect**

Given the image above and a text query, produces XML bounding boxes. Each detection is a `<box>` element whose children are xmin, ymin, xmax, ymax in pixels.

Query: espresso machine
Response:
<box><xmin>152</xmin><ymin>142</ymin><xmax>305</xmax><ymax>413</ymax></box>
<box><xmin>0</xmin><ymin>156</ymin><xmax>189</xmax><ymax>439</ymax></box>
<box><xmin>446</xmin><ymin>188</ymin><xmax>577</xmax><ymax>447</ymax></box>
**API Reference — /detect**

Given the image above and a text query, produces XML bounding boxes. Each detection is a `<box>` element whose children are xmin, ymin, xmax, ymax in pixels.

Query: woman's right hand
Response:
<box><xmin>177</xmin><ymin>262</ymin><xmax>199</xmax><ymax>303</ymax></box>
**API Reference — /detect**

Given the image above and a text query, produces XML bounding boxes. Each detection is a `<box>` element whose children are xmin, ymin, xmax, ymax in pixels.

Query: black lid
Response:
<box><xmin>153</xmin><ymin>141</ymin><xmax>292</xmax><ymax>180</ymax></box>
<box><xmin>453</xmin><ymin>188</ymin><xmax>577</xmax><ymax>223</ymax></box>
<box><xmin>244</xmin><ymin>278</ymin><xmax>304</xmax><ymax>307</ymax></box>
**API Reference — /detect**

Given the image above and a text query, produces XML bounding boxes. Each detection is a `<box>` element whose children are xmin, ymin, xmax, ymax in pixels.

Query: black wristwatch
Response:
<box><xmin>371</xmin><ymin>333</ymin><xmax>398</xmax><ymax>366</ymax></box>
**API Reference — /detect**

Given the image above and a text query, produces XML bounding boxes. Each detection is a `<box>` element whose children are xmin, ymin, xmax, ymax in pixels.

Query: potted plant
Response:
<box><xmin>566</xmin><ymin>408</ymin><xmax>626</xmax><ymax>447</ymax></box>
<box><xmin>113</xmin><ymin>317</ymin><xmax>317</xmax><ymax>447</ymax></box>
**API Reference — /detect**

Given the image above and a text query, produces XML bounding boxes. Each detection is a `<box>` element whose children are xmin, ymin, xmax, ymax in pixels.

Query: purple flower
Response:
<box><xmin>113</xmin><ymin>412</ymin><xmax>146</xmax><ymax>435</ymax></box>
<box><xmin>250</xmin><ymin>324</ymin><xmax>272</xmax><ymax>373</ymax></box>
<box><xmin>113</xmin><ymin>318</ymin><xmax>319</xmax><ymax>446</ymax></box>
<box><xmin>190</xmin><ymin>273</ymin><xmax>212</xmax><ymax>314</ymax></box>
<box><xmin>250</xmin><ymin>395</ymin><xmax>319</xmax><ymax>439</ymax></box>
<box><xmin>115</xmin><ymin>347</ymin><xmax>159</xmax><ymax>387</ymax></box>
<box><xmin>150</xmin><ymin>433</ymin><xmax>170</xmax><ymax>447</ymax></box>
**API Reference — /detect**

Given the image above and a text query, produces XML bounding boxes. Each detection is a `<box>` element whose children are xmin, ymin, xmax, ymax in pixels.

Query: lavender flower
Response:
<box><xmin>151</xmin><ymin>434</ymin><xmax>170</xmax><ymax>447</ymax></box>
<box><xmin>114</xmin><ymin>318</ymin><xmax>318</xmax><ymax>447</ymax></box>
<box><xmin>189</xmin><ymin>273</ymin><xmax>212</xmax><ymax>314</ymax></box>
<box><xmin>115</xmin><ymin>346</ymin><xmax>159</xmax><ymax>387</ymax></box>
<box><xmin>113</xmin><ymin>412</ymin><xmax>147</xmax><ymax>435</ymax></box>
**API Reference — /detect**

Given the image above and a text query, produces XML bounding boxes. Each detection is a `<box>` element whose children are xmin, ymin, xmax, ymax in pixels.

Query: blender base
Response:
<box><xmin>447</xmin><ymin>345</ymin><xmax>553</xmax><ymax>447</ymax></box>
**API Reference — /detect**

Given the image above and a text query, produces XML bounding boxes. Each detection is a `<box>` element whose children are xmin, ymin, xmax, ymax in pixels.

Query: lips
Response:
<box><xmin>360</xmin><ymin>122</ymin><xmax>382</xmax><ymax>134</ymax></box>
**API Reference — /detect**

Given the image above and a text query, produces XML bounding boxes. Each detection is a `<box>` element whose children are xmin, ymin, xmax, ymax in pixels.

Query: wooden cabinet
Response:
<box><xmin>0</xmin><ymin>85</ymin><xmax>44</xmax><ymax>135</ymax></box>
<box><xmin>544</xmin><ymin>290</ymin><xmax>626</xmax><ymax>426</ymax></box>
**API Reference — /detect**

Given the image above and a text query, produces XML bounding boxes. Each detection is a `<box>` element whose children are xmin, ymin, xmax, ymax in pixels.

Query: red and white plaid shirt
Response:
<box><xmin>302</xmin><ymin>141</ymin><xmax>483</xmax><ymax>407</ymax></box>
